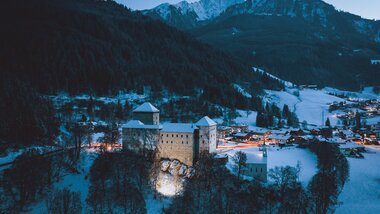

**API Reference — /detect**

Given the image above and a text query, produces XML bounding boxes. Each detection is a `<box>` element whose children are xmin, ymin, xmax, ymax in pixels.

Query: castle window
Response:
<box><xmin>186</xmin><ymin>141</ymin><xmax>188</xmax><ymax>144</ymax></box>
<box><xmin>176</xmin><ymin>135</ymin><xmax>178</xmax><ymax>137</ymax></box>
<box><xmin>202</xmin><ymin>140</ymin><xmax>204</xmax><ymax>144</ymax></box>
<box><xmin>171</xmin><ymin>141</ymin><xmax>173</xmax><ymax>144</ymax></box>
<box><xmin>182</xmin><ymin>141</ymin><xmax>183</xmax><ymax>144</ymax></box>
<box><xmin>186</xmin><ymin>135</ymin><xmax>188</xmax><ymax>138</ymax></box>
<box><xmin>256</xmin><ymin>168</ymin><xmax>258</xmax><ymax>172</ymax></box>
<box><xmin>161</xmin><ymin>134</ymin><xmax>163</xmax><ymax>137</ymax></box>
<box><xmin>166</xmin><ymin>141</ymin><xmax>168</xmax><ymax>143</ymax></box>
<box><xmin>250</xmin><ymin>168</ymin><xmax>252</xmax><ymax>172</ymax></box>
<box><xmin>167</xmin><ymin>134</ymin><xmax>168</xmax><ymax>137</ymax></box>
<box><xmin>172</xmin><ymin>134</ymin><xmax>174</xmax><ymax>137</ymax></box>
<box><xmin>261</xmin><ymin>168</ymin><xmax>263</xmax><ymax>172</ymax></box>
<box><xmin>181</xmin><ymin>135</ymin><xmax>183</xmax><ymax>138</ymax></box>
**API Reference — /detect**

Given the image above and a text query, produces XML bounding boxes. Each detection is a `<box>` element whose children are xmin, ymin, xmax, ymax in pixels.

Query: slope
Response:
<box><xmin>0</xmin><ymin>0</ymin><xmax>281</xmax><ymax>97</ymax></box>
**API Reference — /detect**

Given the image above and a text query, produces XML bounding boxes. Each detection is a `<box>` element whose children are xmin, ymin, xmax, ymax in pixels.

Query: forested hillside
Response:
<box><xmin>0</xmin><ymin>0</ymin><xmax>282</xmax><ymax>96</ymax></box>
<box><xmin>0</xmin><ymin>0</ymin><xmax>284</xmax><ymax>148</ymax></box>
<box><xmin>144</xmin><ymin>0</ymin><xmax>380</xmax><ymax>90</ymax></box>
<box><xmin>192</xmin><ymin>14</ymin><xmax>380</xmax><ymax>89</ymax></box>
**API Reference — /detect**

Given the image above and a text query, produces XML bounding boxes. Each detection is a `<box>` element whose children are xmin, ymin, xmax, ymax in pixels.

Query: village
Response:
<box><xmin>120</xmin><ymin>101</ymin><xmax>380</xmax><ymax>185</ymax></box>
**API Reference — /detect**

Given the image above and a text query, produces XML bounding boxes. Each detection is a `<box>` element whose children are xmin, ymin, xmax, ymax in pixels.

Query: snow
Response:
<box><xmin>153</xmin><ymin>0</ymin><xmax>245</xmax><ymax>21</ymax></box>
<box><xmin>0</xmin><ymin>150</ymin><xmax>23</xmax><ymax>165</ymax></box>
<box><xmin>336</xmin><ymin>146</ymin><xmax>380</xmax><ymax>214</ymax></box>
<box><xmin>265</xmin><ymin>88</ymin><xmax>346</xmax><ymax>126</ymax></box>
<box><xmin>162</xmin><ymin>123</ymin><xmax>197</xmax><ymax>133</ymax></box>
<box><xmin>323</xmin><ymin>86</ymin><xmax>380</xmax><ymax>100</ymax></box>
<box><xmin>28</xmin><ymin>148</ymin><xmax>99</xmax><ymax>213</ymax></box>
<box><xmin>234</xmin><ymin>110</ymin><xmax>258</xmax><ymax>127</ymax></box>
<box><xmin>370</xmin><ymin>59</ymin><xmax>380</xmax><ymax>65</ymax></box>
<box><xmin>253</xmin><ymin>67</ymin><xmax>295</xmax><ymax>88</ymax></box>
<box><xmin>133</xmin><ymin>102</ymin><xmax>159</xmax><ymax>113</ymax></box>
<box><xmin>195</xmin><ymin>116</ymin><xmax>217</xmax><ymax>126</ymax></box>
<box><xmin>266</xmin><ymin>146</ymin><xmax>318</xmax><ymax>184</ymax></box>
<box><xmin>233</xmin><ymin>84</ymin><xmax>252</xmax><ymax>98</ymax></box>
<box><xmin>145</xmin><ymin>194</ymin><xmax>172</xmax><ymax>214</ymax></box>
<box><xmin>225</xmin><ymin>146</ymin><xmax>318</xmax><ymax>185</ymax></box>
<box><xmin>122</xmin><ymin>120</ymin><xmax>162</xmax><ymax>129</ymax></box>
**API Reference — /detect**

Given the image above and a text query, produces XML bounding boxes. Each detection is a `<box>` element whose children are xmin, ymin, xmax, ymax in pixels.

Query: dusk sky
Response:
<box><xmin>117</xmin><ymin>0</ymin><xmax>380</xmax><ymax>20</ymax></box>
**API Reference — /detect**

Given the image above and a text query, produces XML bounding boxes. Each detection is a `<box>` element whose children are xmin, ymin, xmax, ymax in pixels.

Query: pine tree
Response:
<box><xmin>355</xmin><ymin>111</ymin><xmax>361</xmax><ymax>129</ymax></box>
<box><xmin>282</xmin><ymin>104</ymin><xmax>290</xmax><ymax>118</ymax></box>
<box><xmin>325</xmin><ymin>117</ymin><xmax>331</xmax><ymax>127</ymax></box>
<box><xmin>115</xmin><ymin>100</ymin><xmax>123</xmax><ymax>120</ymax></box>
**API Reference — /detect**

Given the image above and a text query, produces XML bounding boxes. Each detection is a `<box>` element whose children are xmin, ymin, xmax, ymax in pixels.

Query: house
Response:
<box><xmin>233</xmin><ymin>132</ymin><xmax>251</xmax><ymax>142</ymax></box>
<box><xmin>268</xmin><ymin>134</ymin><xmax>289</xmax><ymax>145</ymax></box>
<box><xmin>230</xmin><ymin>124</ymin><xmax>249</xmax><ymax>133</ymax></box>
<box><xmin>122</xmin><ymin>102</ymin><xmax>217</xmax><ymax>166</ymax></box>
<box><xmin>240</xmin><ymin>147</ymin><xmax>268</xmax><ymax>181</ymax></box>
<box><xmin>217</xmin><ymin>126</ymin><xmax>232</xmax><ymax>140</ymax></box>
<box><xmin>339</xmin><ymin>143</ymin><xmax>365</xmax><ymax>157</ymax></box>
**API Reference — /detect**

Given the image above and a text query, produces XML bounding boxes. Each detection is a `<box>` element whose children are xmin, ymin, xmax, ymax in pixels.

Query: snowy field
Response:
<box><xmin>28</xmin><ymin>148</ymin><xmax>99</xmax><ymax>213</ymax></box>
<box><xmin>234</xmin><ymin>110</ymin><xmax>258</xmax><ymax>126</ymax></box>
<box><xmin>225</xmin><ymin>146</ymin><xmax>318</xmax><ymax>185</ymax></box>
<box><xmin>265</xmin><ymin>89</ymin><xmax>347</xmax><ymax>126</ymax></box>
<box><xmin>336</xmin><ymin>146</ymin><xmax>380</xmax><ymax>214</ymax></box>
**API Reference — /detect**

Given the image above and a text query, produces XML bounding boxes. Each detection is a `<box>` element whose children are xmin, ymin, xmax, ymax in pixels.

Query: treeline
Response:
<box><xmin>307</xmin><ymin>142</ymin><xmax>349</xmax><ymax>213</ymax></box>
<box><xmin>0</xmin><ymin>0</ymin><xmax>282</xmax><ymax>97</ymax></box>
<box><xmin>87</xmin><ymin>152</ymin><xmax>148</xmax><ymax>213</ymax></box>
<box><xmin>170</xmin><ymin>143</ymin><xmax>349</xmax><ymax>214</ymax></box>
<box><xmin>256</xmin><ymin>103</ymin><xmax>299</xmax><ymax>128</ymax></box>
<box><xmin>0</xmin><ymin>76</ymin><xmax>59</xmax><ymax>151</ymax></box>
<box><xmin>1</xmin><ymin>148</ymin><xmax>83</xmax><ymax>212</ymax></box>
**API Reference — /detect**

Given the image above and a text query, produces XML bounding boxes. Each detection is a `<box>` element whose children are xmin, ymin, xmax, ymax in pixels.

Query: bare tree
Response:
<box><xmin>232</xmin><ymin>151</ymin><xmax>247</xmax><ymax>181</ymax></box>
<box><xmin>46</xmin><ymin>188</ymin><xmax>82</xmax><ymax>214</ymax></box>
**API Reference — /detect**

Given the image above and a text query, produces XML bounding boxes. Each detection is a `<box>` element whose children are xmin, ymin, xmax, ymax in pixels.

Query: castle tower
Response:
<box><xmin>132</xmin><ymin>102</ymin><xmax>160</xmax><ymax>125</ymax></box>
<box><xmin>196</xmin><ymin>116</ymin><xmax>217</xmax><ymax>154</ymax></box>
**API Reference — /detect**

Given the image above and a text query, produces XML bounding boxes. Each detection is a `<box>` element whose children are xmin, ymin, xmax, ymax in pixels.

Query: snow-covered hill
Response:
<box><xmin>265</xmin><ymin>88</ymin><xmax>346</xmax><ymax>126</ymax></box>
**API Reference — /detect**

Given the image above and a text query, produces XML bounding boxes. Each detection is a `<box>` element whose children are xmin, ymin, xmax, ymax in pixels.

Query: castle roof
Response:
<box><xmin>122</xmin><ymin>120</ymin><xmax>162</xmax><ymax>129</ymax></box>
<box><xmin>195</xmin><ymin>116</ymin><xmax>217</xmax><ymax>126</ymax></box>
<box><xmin>133</xmin><ymin>102</ymin><xmax>159</xmax><ymax>113</ymax></box>
<box><xmin>161</xmin><ymin>123</ymin><xmax>197</xmax><ymax>133</ymax></box>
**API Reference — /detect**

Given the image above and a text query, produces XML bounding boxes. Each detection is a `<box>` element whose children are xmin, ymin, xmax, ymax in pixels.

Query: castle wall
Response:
<box><xmin>159</xmin><ymin>132</ymin><xmax>195</xmax><ymax>166</ymax></box>
<box><xmin>122</xmin><ymin>128</ymin><xmax>160</xmax><ymax>152</ymax></box>
<box><xmin>198</xmin><ymin>125</ymin><xmax>217</xmax><ymax>154</ymax></box>
<box><xmin>133</xmin><ymin>112</ymin><xmax>159</xmax><ymax>125</ymax></box>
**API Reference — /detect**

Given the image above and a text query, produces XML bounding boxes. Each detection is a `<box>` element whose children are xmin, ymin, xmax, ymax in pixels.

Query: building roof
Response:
<box><xmin>122</xmin><ymin>120</ymin><xmax>162</xmax><ymax>129</ymax></box>
<box><xmin>339</xmin><ymin>143</ymin><xmax>365</xmax><ymax>149</ymax></box>
<box><xmin>195</xmin><ymin>116</ymin><xmax>217</xmax><ymax>126</ymax></box>
<box><xmin>234</xmin><ymin>132</ymin><xmax>250</xmax><ymax>138</ymax></box>
<box><xmin>133</xmin><ymin>102</ymin><xmax>159</xmax><ymax>113</ymax></box>
<box><xmin>161</xmin><ymin>123</ymin><xmax>197</xmax><ymax>133</ymax></box>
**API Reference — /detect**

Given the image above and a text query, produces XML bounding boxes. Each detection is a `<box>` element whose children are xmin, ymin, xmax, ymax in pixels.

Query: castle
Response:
<box><xmin>122</xmin><ymin>102</ymin><xmax>217</xmax><ymax>166</ymax></box>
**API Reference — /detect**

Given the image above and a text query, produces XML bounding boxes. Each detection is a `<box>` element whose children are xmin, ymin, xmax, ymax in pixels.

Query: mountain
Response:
<box><xmin>0</xmin><ymin>0</ymin><xmax>287</xmax><ymax>147</ymax></box>
<box><xmin>0</xmin><ymin>0</ymin><xmax>283</xmax><ymax>99</ymax></box>
<box><xmin>144</xmin><ymin>0</ymin><xmax>380</xmax><ymax>90</ymax></box>
<box><xmin>143</xmin><ymin>0</ymin><xmax>245</xmax><ymax>30</ymax></box>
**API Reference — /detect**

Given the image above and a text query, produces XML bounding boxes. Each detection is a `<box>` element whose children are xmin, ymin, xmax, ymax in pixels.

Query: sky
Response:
<box><xmin>118</xmin><ymin>0</ymin><xmax>380</xmax><ymax>20</ymax></box>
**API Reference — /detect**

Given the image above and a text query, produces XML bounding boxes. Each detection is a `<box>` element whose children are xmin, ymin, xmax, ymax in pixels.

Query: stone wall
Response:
<box><xmin>133</xmin><ymin>112</ymin><xmax>159</xmax><ymax>125</ymax></box>
<box><xmin>159</xmin><ymin>132</ymin><xmax>195</xmax><ymax>166</ymax></box>
<box><xmin>242</xmin><ymin>163</ymin><xmax>267</xmax><ymax>182</ymax></box>
<box><xmin>198</xmin><ymin>125</ymin><xmax>217</xmax><ymax>153</ymax></box>
<box><xmin>122</xmin><ymin>128</ymin><xmax>160</xmax><ymax>152</ymax></box>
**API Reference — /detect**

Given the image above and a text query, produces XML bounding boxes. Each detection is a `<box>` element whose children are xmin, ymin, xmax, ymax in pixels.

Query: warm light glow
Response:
<box><xmin>156</xmin><ymin>172</ymin><xmax>183</xmax><ymax>197</ymax></box>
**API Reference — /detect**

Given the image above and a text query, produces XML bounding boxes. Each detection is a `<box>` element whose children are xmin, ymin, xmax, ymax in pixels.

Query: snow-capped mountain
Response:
<box><xmin>143</xmin><ymin>0</ymin><xmax>245</xmax><ymax>29</ymax></box>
